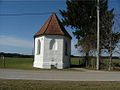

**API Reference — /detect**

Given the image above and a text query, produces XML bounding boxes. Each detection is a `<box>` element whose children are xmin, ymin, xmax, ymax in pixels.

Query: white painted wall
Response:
<box><xmin>33</xmin><ymin>36</ymin><xmax>44</xmax><ymax>68</ymax></box>
<box><xmin>43</xmin><ymin>35</ymin><xmax>64</xmax><ymax>69</ymax></box>
<box><xmin>33</xmin><ymin>35</ymin><xmax>71</xmax><ymax>69</ymax></box>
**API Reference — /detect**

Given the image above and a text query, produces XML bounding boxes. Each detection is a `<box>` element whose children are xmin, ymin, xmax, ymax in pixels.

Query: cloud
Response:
<box><xmin>0</xmin><ymin>35</ymin><xmax>33</xmax><ymax>48</ymax></box>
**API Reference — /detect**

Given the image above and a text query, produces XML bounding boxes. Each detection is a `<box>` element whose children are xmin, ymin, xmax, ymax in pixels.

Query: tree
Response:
<box><xmin>100</xmin><ymin>9</ymin><xmax>120</xmax><ymax>70</ymax></box>
<box><xmin>60</xmin><ymin>0</ymin><xmax>97</xmax><ymax>67</ymax></box>
<box><xmin>60</xmin><ymin>0</ymin><xmax>120</xmax><ymax>69</ymax></box>
<box><xmin>60</xmin><ymin>0</ymin><xmax>108</xmax><ymax>67</ymax></box>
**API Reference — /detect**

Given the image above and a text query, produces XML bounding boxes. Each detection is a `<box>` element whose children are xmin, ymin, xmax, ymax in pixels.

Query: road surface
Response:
<box><xmin>0</xmin><ymin>69</ymin><xmax>120</xmax><ymax>81</ymax></box>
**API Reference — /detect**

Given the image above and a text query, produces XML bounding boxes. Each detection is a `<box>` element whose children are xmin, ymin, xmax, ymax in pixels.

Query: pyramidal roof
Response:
<box><xmin>34</xmin><ymin>13</ymin><xmax>72</xmax><ymax>39</ymax></box>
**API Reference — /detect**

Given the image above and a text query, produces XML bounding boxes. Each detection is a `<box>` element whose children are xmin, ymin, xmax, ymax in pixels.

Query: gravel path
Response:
<box><xmin>0</xmin><ymin>69</ymin><xmax>120</xmax><ymax>81</ymax></box>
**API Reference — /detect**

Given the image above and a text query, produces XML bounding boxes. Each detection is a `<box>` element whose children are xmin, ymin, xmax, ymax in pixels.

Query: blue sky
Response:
<box><xmin>0</xmin><ymin>0</ymin><xmax>120</xmax><ymax>56</ymax></box>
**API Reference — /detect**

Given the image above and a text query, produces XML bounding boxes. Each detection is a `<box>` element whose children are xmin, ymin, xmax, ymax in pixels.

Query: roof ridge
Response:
<box><xmin>54</xmin><ymin>14</ymin><xmax>72</xmax><ymax>38</ymax></box>
<box><xmin>43</xmin><ymin>14</ymin><xmax>53</xmax><ymax>34</ymax></box>
<box><xmin>54</xmin><ymin>14</ymin><xmax>65</xmax><ymax>35</ymax></box>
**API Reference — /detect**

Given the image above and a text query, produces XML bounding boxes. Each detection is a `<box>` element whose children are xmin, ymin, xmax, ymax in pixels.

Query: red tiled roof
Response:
<box><xmin>34</xmin><ymin>13</ymin><xmax>72</xmax><ymax>39</ymax></box>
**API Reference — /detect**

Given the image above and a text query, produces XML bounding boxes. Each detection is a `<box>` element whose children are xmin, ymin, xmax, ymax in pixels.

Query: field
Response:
<box><xmin>0</xmin><ymin>57</ymin><xmax>34</xmax><ymax>69</ymax></box>
<box><xmin>0</xmin><ymin>79</ymin><xmax>120</xmax><ymax>90</ymax></box>
<box><xmin>0</xmin><ymin>57</ymin><xmax>120</xmax><ymax>70</ymax></box>
<box><xmin>0</xmin><ymin>57</ymin><xmax>85</xmax><ymax>70</ymax></box>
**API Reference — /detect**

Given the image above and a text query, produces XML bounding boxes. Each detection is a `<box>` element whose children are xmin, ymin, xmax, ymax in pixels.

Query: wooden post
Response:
<box><xmin>2</xmin><ymin>55</ymin><xmax>5</xmax><ymax>68</ymax></box>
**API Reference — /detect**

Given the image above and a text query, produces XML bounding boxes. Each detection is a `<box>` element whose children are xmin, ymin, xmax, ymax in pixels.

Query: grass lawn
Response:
<box><xmin>71</xmin><ymin>57</ymin><xmax>82</xmax><ymax>65</ymax></box>
<box><xmin>0</xmin><ymin>57</ymin><xmax>120</xmax><ymax>70</ymax></box>
<box><xmin>0</xmin><ymin>57</ymin><xmax>80</xmax><ymax>70</ymax></box>
<box><xmin>0</xmin><ymin>57</ymin><xmax>85</xmax><ymax>70</ymax></box>
<box><xmin>0</xmin><ymin>79</ymin><xmax>120</xmax><ymax>90</ymax></box>
<box><xmin>0</xmin><ymin>57</ymin><xmax>34</xmax><ymax>70</ymax></box>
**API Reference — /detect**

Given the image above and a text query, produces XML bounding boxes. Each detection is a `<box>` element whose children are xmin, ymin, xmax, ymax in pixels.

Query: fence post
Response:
<box><xmin>2</xmin><ymin>55</ymin><xmax>5</xmax><ymax>68</ymax></box>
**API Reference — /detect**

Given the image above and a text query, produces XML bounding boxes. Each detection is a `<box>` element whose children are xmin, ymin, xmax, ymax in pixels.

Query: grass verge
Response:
<box><xmin>0</xmin><ymin>79</ymin><xmax>120</xmax><ymax>90</ymax></box>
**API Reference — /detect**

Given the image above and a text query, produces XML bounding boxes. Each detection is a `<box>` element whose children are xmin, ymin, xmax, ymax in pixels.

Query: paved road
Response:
<box><xmin>0</xmin><ymin>69</ymin><xmax>120</xmax><ymax>81</ymax></box>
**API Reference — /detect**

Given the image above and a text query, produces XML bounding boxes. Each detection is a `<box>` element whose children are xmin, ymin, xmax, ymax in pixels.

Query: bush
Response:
<box><xmin>113</xmin><ymin>62</ymin><xmax>120</xmax><ymax>67</ymax></box>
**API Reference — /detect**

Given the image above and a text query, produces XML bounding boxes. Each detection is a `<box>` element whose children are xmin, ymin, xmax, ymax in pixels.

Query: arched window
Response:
<box><xmin>65</xmin><ymin>41</ymin><xmax>67</xmax><ymax>55</ymax></box>
<box><xmin>50</xmin><ymin>39</ymin><xmax>57</xmax><ymax>50</ymax></box>
<box><xmin>37</xmin><ymin>40</ymin><xmax>41</xmax><ymax>54</ymax></box>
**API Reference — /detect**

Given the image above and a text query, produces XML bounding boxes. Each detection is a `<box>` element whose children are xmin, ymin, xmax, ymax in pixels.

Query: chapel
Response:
<box><xmin>33</xmin><ymin>13</ymin><xmax>72</xmax><ymax>69</ymax></box>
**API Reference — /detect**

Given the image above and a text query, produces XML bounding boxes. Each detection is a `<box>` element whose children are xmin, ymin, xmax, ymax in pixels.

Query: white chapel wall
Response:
<box><xmin>43</xmin><ymin>35</ymin><xmax>64</xmax><ymax>69</ymax></box>
<box><xmin>33</xmin><ymin>36</ymin><xmax>45</xmax><ymax>68</ymax></box>
<box><xmin>33</xmin><ymin>35</ymin><xmax>71</xmax><ymax>69</ymax></box>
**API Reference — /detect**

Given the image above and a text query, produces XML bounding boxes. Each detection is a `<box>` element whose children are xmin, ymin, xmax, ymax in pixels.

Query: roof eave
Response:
<box><xmin>34</xmin><ymin>34</ymin><xmax>72</xmax><ymax>39</ymax></box>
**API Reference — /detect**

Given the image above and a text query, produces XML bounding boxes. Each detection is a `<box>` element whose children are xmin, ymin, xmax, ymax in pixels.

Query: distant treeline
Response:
<box><xmin>0</xmin><ymin>52</ymin><xmax>33</xmax><ymax>58</ymax></box>
<box><xmin>71</xmin><ymin>55</ymin><xmax>120</xmax><ymax>59</ymax></box>
<box><xmin>0</xmin><ymin>52</ymin><xmax>119</xmax><ymax>59</ymax></box>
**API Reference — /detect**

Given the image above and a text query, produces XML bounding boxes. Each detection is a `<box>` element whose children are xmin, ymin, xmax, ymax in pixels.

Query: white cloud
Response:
<box><xmin>0</xmin><ymin>35</ymin><xmax>33</xmax><ymax>48</ymax></box>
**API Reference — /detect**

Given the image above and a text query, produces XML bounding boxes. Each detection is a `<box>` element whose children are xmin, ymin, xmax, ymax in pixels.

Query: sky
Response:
<box><xmin>0</xmin><ymin>0</ymin><xmax>120</xmax><ymax>56</ymax></box>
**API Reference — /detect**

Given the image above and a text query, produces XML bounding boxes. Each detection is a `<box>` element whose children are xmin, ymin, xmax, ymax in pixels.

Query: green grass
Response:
<box><xmin>71</xmin><ymin>57</ymin><xmax>120</xmax><ymax>68</ymax></box>
<box><xmin>0</xmin><ymin>57</ymin><xmax>120</xmax><ymax>70</ymax></box>
<box><xmin>0</xmin><ymin>57</ymin><xmax>34</xmax><ymax>70</ymax></box>
<box><xmin>0</xmin><ymin>79</ymin><xmax>120</xmax><ymax>90</ymax></box>
<box><xmin>71</xmin><ymin>57</ymin><xmax>82</xmax><ymax>65</ymax></box>
<box><xmin>0</xmin><ymin>57</ymin><xmax>83</xmax><ymax>70</ymax></box>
